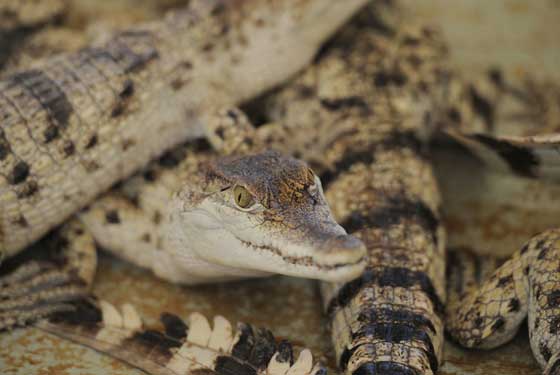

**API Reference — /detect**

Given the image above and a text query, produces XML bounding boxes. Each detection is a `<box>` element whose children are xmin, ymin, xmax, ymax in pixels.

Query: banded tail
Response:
<box><xmin>36</xmin><ymin>298</ymin><xmax>326</xmax><ymax>375</ymax></box>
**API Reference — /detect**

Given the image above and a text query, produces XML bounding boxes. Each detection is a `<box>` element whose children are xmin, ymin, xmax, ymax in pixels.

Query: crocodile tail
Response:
<box><xmin>321</xmin><ymin>138</ymin><xmax>446</xmax><ymax>375</ymax></box>
<box><xmin>35</xmin><ymin>297</ymin><xmax>326</xmax><ymax>375</ymax></box>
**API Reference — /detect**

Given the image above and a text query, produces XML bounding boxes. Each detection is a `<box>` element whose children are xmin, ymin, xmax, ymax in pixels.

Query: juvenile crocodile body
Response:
<box><xmin>262</xmin><ymin>5</ymin><xmax>560</xmax><ymax>373</ymax></box>
<box><xmin>446</xmin><ymin>232</ymin><xmax>560</xmax><ymax>374</ymax></box>
<box><xmin>0</xmin><ymin>0</ymin><xmax>368</xmax><ymax>258</ymax></box>
<box><xmin>265</xmin><ymin>14</ymin><xmax>449</xmax><ymax>374</ymax></box>
<box><xmin>2</xmin><ymin>2</ymin><xmax>560</xmax><ymax>374</ymax></box>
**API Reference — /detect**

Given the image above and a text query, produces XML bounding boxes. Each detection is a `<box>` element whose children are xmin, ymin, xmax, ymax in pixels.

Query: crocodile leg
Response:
<box><xmin>0</xmin><ymin>219</ymin><xmax>96</xmax><ymax>330</ymax></box>
<box><xmin>446</xmin><ymin>229</ymin><xmax>560</xmax><ymax>374</ymax></box>
<box><xmin>35</xmin><ymin>297</ymin><xmax>326</xmax><ymax>375</ymax></box>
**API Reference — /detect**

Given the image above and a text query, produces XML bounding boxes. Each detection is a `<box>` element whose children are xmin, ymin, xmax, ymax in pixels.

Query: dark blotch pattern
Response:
<box><xmin>276</xmin><ymin>340</ymin><xmax>294</xmax><ymax>364</ymax></box>
<box><xmin>231</xmin><ymin>323</ymin><xmax>255</xmax><ymax>361</ymax></box>
<box><xmin>341</xmin><ymin>196</ymin><xmax>439</xmax><ymax>243</ymax></box>
<box><xmin>214</xmin><ymin>356</ymin><xmax>257</xmax><ymax>375</ymax></box>
<box><xmin>321</xmin><ymin>149</ymin><xmax>375</xmax><ymax>188</ymax></box>
<box><xmin>9</xmin><ymin>161</ymin><xmax>30</xmax><ymax>185</ymax></box>
<box><xmin>549</xmin><ymin>316</ymin><xmax>560</xmax><ymax>335</ymax></box>
<box><xmin>540</xmin><ymin>342</ymin><xmax>552</xmax><ymax>362</ymax></box>
<box><xmin>44</xmin><ymin>125</ymin><xmax>59</xmax><ymax>143</ymax></box>
<box><xmin>327</xmin><ymin>267</ymin><xmax>445</xmax><ymax>316</ymax></box>
<box><xmin>105</xmin><ymin>210</ymin><xmax>120</xmax><ymax>224</ymax></box>
<box><xmin>547</xmin><ymin>357</ymin><xmax>560</xmax><ymax>374</ymax></box>
<box><xmin>469</xmin><ymin>86</ymin><xmax>494</xmax><ymax>127</ymax></box>
<box><xmin>547</xmin><ymin>290</ymin><xmax>560</xmax><ymax>308</ymax></box>
<box><xmin>358</xmin><ymin>308</ymin><xmax>436</xmax><ymax>335</ymax></box>
<box><xmin>48</xmin><ymin>299</ymin><xmax>102</xmax><ymax>328</ymax></box>
<box><xmin>352</xmin><ymin>361</ymin><xmax>420</xmax><ymax>375</ymax></box>
<box><xmin>85</xmin><ymin>135</ymin><xmax>98</xmax><ymax>149</ymax></box>
<box><xmin>62</xmin><ymin>140</ymin><xmax>75</xmax><ymax>157</ymax></box>
<box><xmin>0</xmin><ymin>130</ymin><xmax>10</xmax><ymax>160</ymax></box>
<box><xmin>16</xmin><ymin>180</ymin><xmax>39</xmax><ymax>199</ymax></box>
<box><xmin>160</xmin><ymin>312</ymin><xmax>188</xmax><ymax>341</ymax></box>
<box><xmin>473</xmin><ymin>134</ymin><xmax>539</xmax><ymax>178</ymax></box>
<box><xmin>9</xmin><ymin>70</ymin><xmax>74</xmax><ymax>131</ymax></box>
<box><xmin>508</xmin><ymin>298</ymin><xmax>521</xmax><ymax>313</ymax></box>
<box><xmin>248</xmin><ymin>328</ymin><xmax>277</xmax><ymax>369</ymax></box>
<box><xmin>491</xmin><ymin>317</ymin><xmax>505</xmax><ymax>332</ymax></box>
<box><xmin>352</xmin><ymin>321</ymin><xmax>438</xmax><ymax>371</ymax></box>
<box><xmin>319</xmin><ymin>96</ymin><xmax>370</xmax><ymax>114</ymax></box>
<box><xmin>497</xmin><ymin>274</ymin><xmax>513</xmax><ymax>287</ymax></box>
<box><xmin>127</xmin><ymin>329</ymin><xmax>180</xmax><ymax>359</ymax></box>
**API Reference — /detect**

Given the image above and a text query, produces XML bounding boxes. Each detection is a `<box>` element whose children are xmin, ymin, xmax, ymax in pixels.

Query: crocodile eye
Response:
<box><xmin>233</xmin><ymin>185</ymin><xmax>255</xmax><ymax>209</ymax></box>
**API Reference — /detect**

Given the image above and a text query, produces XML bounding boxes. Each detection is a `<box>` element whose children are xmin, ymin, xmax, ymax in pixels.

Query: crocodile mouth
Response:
<box><xmin>234</xmin><ymin>235</ymin><xmax>367</xmax><ymax>282</ymax></box>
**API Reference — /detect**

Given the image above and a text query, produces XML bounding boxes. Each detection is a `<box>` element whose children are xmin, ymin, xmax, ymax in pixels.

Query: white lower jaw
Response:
<box><xmin>183</xmin><ymin>225</ymin><xmax>365</xmax><ymax>282</ymax></box>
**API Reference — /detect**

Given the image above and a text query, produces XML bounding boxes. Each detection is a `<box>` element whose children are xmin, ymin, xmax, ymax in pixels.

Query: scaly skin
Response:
<box><xmin>77</xmin><ymin>133</ymin><xmax>366</xmax><ymax>285</ymax></box>
<box><xmin>0</xmin><ymin>0</ymin><xmax>368</xmax><ymax>258</ymax></box>
<box><xmin>35</xmin><ymin>298</ymin><xmax>326</xmax><ymax>375</ymax></box>
<box><xmin>0</xmin><ymin>0</ymin><xmax>68</xmax><ymax>71</ymax></box>
<box><xmin>265</xmin><ymin>9</ymin><xmax>450</xmax><ymax>374</ymax></box>
<box><xmin>447</xmin><ymin>230</ymin><xmax>560</xmax><ymax>374</ymax></box>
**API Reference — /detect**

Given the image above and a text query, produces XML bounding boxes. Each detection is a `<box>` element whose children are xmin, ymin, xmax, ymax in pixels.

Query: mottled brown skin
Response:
<box><xmin>446</xmin><ymin>230</ymin><xmax>560</xmax><ymax>374</ymax></box>
<box><xmin>0</xmin><ymin>0</ymin><xmax>68</xmax><ymax>70</ymax></box>
<box><xmin>264</xmin><ymin>8</ymin><xmax>450</xmax><ymax>374</ymax></box>
<box><xmin>0</xmin><ymin>0</ymin><xmax>368</xmax><ymax>259</ymax></box>
<box><xmin>0</xmin><ymin>219</ymin><xmax>96</xmax><ymax>330</ymax></box>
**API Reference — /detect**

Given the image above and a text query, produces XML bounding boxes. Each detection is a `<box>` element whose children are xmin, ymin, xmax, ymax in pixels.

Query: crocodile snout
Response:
<box><xmin>317</xmin><ymin>234</ymin><xmax>367</xmax><ymax>266</ymax></box>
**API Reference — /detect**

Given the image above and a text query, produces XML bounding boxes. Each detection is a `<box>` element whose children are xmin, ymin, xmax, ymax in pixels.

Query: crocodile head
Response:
<box><xmin>173</xmin><ymin>150</ymin><xmax>366</xmax><ymax>282</ymax></box>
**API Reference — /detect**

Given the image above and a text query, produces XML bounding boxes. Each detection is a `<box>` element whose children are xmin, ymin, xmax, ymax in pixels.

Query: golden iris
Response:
<box><xmin>233</xmin><ymin>185</ymin><xmax>255</xmax><ymax>208</ymax></box>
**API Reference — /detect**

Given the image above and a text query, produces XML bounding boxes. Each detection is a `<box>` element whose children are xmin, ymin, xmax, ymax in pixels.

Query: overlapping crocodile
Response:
<box><xmin>2</xmin><ymin>1</ymin><xmax>560</xmax><ymax>374</ymax></box>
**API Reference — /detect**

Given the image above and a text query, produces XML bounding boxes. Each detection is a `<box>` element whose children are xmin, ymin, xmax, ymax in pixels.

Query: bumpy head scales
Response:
<box><xmin>176</xmin><ymin>150</ymin><xmax>366</xmax><ymax>282</ymax></box>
